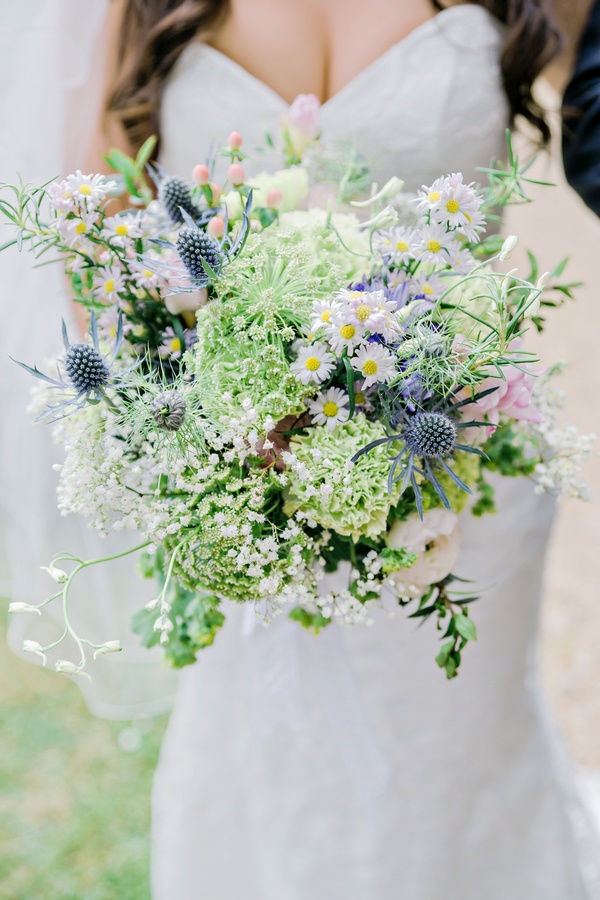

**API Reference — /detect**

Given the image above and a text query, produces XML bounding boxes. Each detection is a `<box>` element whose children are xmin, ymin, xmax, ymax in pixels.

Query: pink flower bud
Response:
<box><xmin>227</xmin><ymin>164</ymin><xmax>245</xmax><ymax>186</ymax></box>
<box><xmin>288</xmin><ymin>94</ymin><xmax>321</xmax><ymax>138</ymax></box>
<box><xmin>192</xmin><ymin>164</ymin><xmax>210</xmax><ymax>185</ymax></box>
<box><xmin>210</xmin><ymin>183</ymin><xmax>222</xmax><ymax>201</ymax></box>
<box><xmin>227</xmin><ymin>131</ymin><xmax>243</xmax><ymax>150</ymax></box>
<box><xmin>207</xmin><ymin>215</ymin><xmax>225</xmax><ymax>239</ymax></box>
<box><xmin>265</xmin><ymin>187</ymin><xmax>284</xmax><ymax>210</ymax></box>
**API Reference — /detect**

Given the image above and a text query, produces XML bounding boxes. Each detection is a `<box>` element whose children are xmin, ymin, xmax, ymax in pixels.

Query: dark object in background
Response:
<box><xmin>563</xmin><ymin>0</ymin><xmax>600</xmax><ymax>217</ymax></box>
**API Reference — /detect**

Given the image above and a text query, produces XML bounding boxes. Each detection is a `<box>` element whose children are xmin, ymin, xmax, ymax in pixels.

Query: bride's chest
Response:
<box><xmin>159</xmin><ymin>6</ymin><xmax>509</xmax><ymax>191</ymax></box>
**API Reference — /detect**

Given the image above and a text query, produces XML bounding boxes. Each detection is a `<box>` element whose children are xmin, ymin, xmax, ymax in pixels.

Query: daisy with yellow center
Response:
<box><xmin>416</xmin><ymin>224</ymin><xmax>455</xmax><ymax>263</ymax></box>
<box><xmin>328</xmin><ymin>316</ymin><xmax>365</xmax><ymax>354</ymax></box>
<box><xmin>65</xmin><ymin>170</ymin><xmax>114</xmax><ymax>209</ymax></box>
<box><xmin>351</xmin><ymin>343</ymin><xmax>396</xmax><ymax>388</ymax></box>
<box><xmin>291</xmin><ymin>343</ymin><xmax>336</xmax><ymax>385</ymax></box>
<box><xmin>308</xmin><ymin>387</ymin><xmax>350</xmax><ymax>430</ymax></box>
<box><xmin>102</xmin><ymin>214</ymin><xmax>141</xmax><ymax>246</ymax></box>
<box><xmin>92</xmin><ymin>265</ymin><xmax>126</xmax><ymax>302</ymax></box>
<box><xmin>435</xmin><ymin>182</ymin><xmax>481</xmax><ymax>228</ymax></box>
<box><xmin>310</xmin><ymin>298</ymin><xmax>341</xmax><ymax>333</ymax></box>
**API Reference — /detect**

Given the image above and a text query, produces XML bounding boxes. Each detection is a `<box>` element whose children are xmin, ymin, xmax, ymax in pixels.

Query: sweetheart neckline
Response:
<box><xmin>185</xmin><ymin>4</ymin><xmax>504</xmax><ymax>114</ymax></box>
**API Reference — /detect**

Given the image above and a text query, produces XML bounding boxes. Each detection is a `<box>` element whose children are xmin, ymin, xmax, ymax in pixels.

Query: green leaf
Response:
<box><xmin>289</xmin><ymin>606</ymin><xmax>332</xmax><ymax>634</ymax></box>
<box><xmin>135</xmin><ymin>135</ymin><xmax>157</xmax><ymax>169</ymax></box>
<box><xmin>453</xmin><ymin>613</ymin><xmax>477</xmax><ymax>642</ymax></box>
<box><xmin>435</xmin><ymin>640</ymin><xmax>454</xmax><ymax>668</ymax></box>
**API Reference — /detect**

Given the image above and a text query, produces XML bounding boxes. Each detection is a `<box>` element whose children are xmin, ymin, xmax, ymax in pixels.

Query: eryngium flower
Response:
<box><xmin>158</xmin><ymin>176</ymin><xmax>200</xmax><ymax>225</ymax></box>
<box><xmin>403</xmin><ymin>412</ymin><xmax>457</xmax><ymax>458</ymax></box>
<box><xmin>176</xmin><ymin>229</ymin><xmax>222</xmax><ymax>282</ymax></box>
<box><xmin>64</xmin><ymin>344</ymin><xmax>110</xmax><ymax>393</ymax></box>
<box><xmin>13</xmin><ymin>312</ymin><xmax>127</xmax><ymax>421</ymax></box>
<box><xmin>150</xmin><ymin>390</ymin><xmax>187</xmax><ymax>431</ymax></box>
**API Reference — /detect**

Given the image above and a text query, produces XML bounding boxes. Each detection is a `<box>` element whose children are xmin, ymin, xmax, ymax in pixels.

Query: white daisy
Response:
<box><xmin>65</xmin><ymin>171</ymin><xmax>114</xmax><ymax>209</ymax></box>
<box><xmin>291</xmin><ymin>343</ymin><xmax>336</xmax><ymax>385</ymax></box>
<box><xmin>92</xmin><ymin>265</ymin><xmax>127</xmax><ymax>303</ymax></box>
<box><xmin>327</xmin><ymin>317</ymin><xmax>367</xmax><ymax>354</ymax></box>
<box><xmin>415</xmin><ymin>224</ymin><xmax>458</xmax><ymax>264</ymax></box>
<box><xmin>373</xmin><ymin>226</ymin><xmax>419</xmax><ymax>264</ymax></box>
<box><xmin>101</xmin><ymin>213</ymin><xmax>143</xmax><ymax>247</ymax></box>
<box><xmin>410</xmin><ymin>271</ymin><xmax>446</xmax><ymax>302</ymax></box>
<box><xmin>444</xmin><ymin>245</ymin><xmax>476</xmax><ymax>275</ymax></box>
<box><xmin>308</xmin><ymin>387</ymin><xmax>350</xmax><ymax>429</ymax></box>
<box><xmin>458</xmin><ymin>208</ymin><xmax>487</xmax><ymax>242</ymax></box>
<box><xmin>310</xmin><ymin>298</ymin><xmax>341</xmax><ymax>332</ymax></box>
<box><xmin>351</xmin><ymin>343</ymin><xmax>397</xmax><ymax>388</ymax></box>
<box><xmin>414</xmin><ymin>176</ymin><xmax>450</xmax><ymax>214</ymax></box>
<box><xmin>56</xmin><ymin>209</ymin><xmax>99</xmax><ymax>247</ymax></box>
<box><xmin>341</xmin><ymin>289</ymin><xmax>398</xmax><ymax>335</ymax></box>
<box><xmin>434</xmin><ymin>181</ymin><xmax>482</xmax><ymax>228</ymax></box>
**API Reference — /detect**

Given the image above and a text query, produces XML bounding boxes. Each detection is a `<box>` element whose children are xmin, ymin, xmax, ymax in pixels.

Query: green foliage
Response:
<box><xmin>482</xmin><ymin>422</ymin><xmax>537</xmax><ymax>478</ymax></box>
<box><xmin>379</xmin><ymin>546</ymin><xmax>417</xmax><ymax>574</ymax></box>
<box><xmin>472</xmin><ymin>475</ymin><xmax>496</xmax><ymax>517</ymax></box>
<box><xmin>288</xmin><ymin>606</ymin><xmax>332</xmax><ymax>634</ymax></box>
<box><xmin>103</xmin><ymin>136</ymin><xmax>157</xmax><ymax>203</ymax></box>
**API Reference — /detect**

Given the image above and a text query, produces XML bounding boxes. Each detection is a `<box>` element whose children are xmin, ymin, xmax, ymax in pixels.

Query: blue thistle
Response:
<box><xmin>158</xmin><ymin>176</ymin><xmax>200</xmax><ymax>225</ymax></box>
<box><xmin>352</xmin><ymin>385</ymin><xmax>497</xmax><ymax>518</ymax></box>
<box><xmin>176</xmin><ymin>229</ymin><xmax>222</xmax><ymax>282</ymax></box>
<box><xmin>13</xmin><ymin>312</ymin><xmax>128</xmax><ymax>422</ymax></box>
<box><xmin>404</xmin><ymin>412</ymin><xmax>456</xmax><ymax>458</ymax></box>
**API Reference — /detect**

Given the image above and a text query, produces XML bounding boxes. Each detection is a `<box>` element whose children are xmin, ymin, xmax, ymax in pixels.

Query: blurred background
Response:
<box><xmin>0</xmin><ymin>31</ymin><xmax>599</xmax><ymax>900</ymax></box>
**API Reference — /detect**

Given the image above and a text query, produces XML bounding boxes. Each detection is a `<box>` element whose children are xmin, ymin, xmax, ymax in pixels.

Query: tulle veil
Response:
<box><xmin>0</xmin><ymin>0</ymin><xmax>176</xmax><ymax>718</ymax></box>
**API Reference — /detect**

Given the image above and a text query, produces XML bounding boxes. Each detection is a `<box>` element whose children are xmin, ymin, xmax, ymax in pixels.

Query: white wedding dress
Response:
<box><xmin>151</xmin><ymin>7</ymin><xmax>600</xmax><ymax>899</ymax></box>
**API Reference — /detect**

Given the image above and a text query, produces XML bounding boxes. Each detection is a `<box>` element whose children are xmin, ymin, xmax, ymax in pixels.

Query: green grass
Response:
<box><xmin>0</xmin><ymin>601</ymin><xmax>167</xmax><ymax>899</ymax></box>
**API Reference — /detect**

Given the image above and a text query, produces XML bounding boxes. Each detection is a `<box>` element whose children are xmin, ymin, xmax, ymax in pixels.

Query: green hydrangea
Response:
<box><xmin>284</xmin><ymin>413</ymin><xmax>401</xmax><ymax>540</ymax></box>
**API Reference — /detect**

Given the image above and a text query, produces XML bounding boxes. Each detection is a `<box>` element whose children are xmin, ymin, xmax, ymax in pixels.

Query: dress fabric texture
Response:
<box><xmin>152</xmin><ymin>7</ymin><xmax>599</xmax><ymax>898</ymax></box>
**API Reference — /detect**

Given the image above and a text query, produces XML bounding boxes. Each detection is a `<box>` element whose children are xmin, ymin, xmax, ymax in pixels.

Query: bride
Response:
<box><xmin>50</xmin><ymin>0</ymin><xmax>600</xmax><ymax>896</ymax></box>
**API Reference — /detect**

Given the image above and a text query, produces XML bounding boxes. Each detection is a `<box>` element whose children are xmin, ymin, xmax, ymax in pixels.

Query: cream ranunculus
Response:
<box><xmin>386</xmin><ymin>508</ymin><xmax>461</xmax><ymax>594</ymax></box>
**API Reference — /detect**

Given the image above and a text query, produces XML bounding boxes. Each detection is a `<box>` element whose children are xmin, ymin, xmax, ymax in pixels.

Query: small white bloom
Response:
<box><xmin>351</xmin><ymin>343</ymin><xmax>397</xmax><ymax>388</ymax></box>
<box><xmin>291</xmin><ymin>343</ymin><xmax>336</xmax><ymax>385</ymax></box>
<box><xmin>499</xmin><ymin>234</ymin><xmax>519</xmax><ymax>260</ymax></box>
<box><xmin>93</xmin><ymin>641</ymin><xmax>122</xmax><ymax>659</ymax></box>
<box><xmin>308</xmin><ymin>387</ymin><xmax>350</xmax><ymax>429</ymax></box>
<box><xmin>55</xmin><ymin>659</ymin><xmax>92</xmax><ymax>680</ymax></box>
<box><xmin>9</xmin><ymin>603</ymin><xmax>41</xmax><ymax>616</ymax></box>
<box><xmin>40</xmin><ymin>564</ymin><xmax>68</xmax><ymax>584</ymax></box>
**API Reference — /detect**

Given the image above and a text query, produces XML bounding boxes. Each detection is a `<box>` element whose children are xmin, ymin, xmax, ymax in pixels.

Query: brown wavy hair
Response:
<box><xmin>106</xmin><ymin>0</ymin><xmax>562</xmax><ymax>157</ymax></box>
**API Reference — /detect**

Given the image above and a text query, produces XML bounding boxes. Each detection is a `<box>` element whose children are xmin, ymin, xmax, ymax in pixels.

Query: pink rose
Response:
<box><xmin>288</xmin><ymin>93</ymin><xmax>321</xmax><ymax>138</ymax></box>
<box><xmin>457</xmin><ymin>339</ymin><xmax>543</xmax><ymax>438</ymax></box>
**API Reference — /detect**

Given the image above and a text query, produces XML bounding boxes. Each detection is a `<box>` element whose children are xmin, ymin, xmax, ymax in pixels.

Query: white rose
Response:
<box><xmin>251</xmin><ymin>166</ymin><xmax>309</xmax><ymax>213</ymax></box>
<box><xmin>386</xmin><ymin>508</ymin><xmax>461</xmax><ymax>593</ymax></box>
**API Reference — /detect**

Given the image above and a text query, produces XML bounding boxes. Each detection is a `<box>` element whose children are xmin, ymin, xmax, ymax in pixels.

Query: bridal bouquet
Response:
<box><xmin>2</xmin><ymin>103</ymin><xmax>593</xmax><ymax>679</ymax></box>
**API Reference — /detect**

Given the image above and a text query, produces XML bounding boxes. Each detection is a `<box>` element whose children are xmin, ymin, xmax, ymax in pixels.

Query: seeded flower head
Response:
<box><xmin>150</xmin><ymin>390</ymin><xmax>187</xmax><ymax>432</ymax></box>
